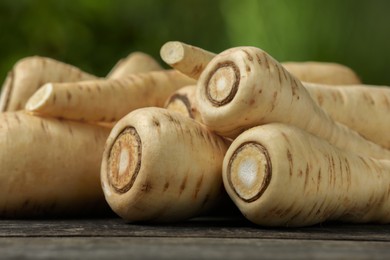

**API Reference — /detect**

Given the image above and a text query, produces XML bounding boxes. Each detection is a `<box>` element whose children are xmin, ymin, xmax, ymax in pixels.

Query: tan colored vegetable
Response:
<box><xmin>305</xmin><ymin>83</ymin><xmax>390</xmax><ymax>149</ymax></box>
<box><xmin>107</xmin><ymin>52</ymin><xmax>163</xmax><ymax>79</ymax></box>
<box><xmin>101</xmin><ymin>107</ymin><xmax>229</xmax><ymax>222</ymax></box>
<box><xmin>282</xmin><ymin>61</ymin><xmax>361</xmax><ymax>85</ymax></box>
<box><xmin>160</xmin><ymin>41</ymin><xmax>360</xmax><ymax>85</ymax></box>
<box><xmin>0</xmin><ymin>112</ymin><xmax>110</xmax><ymax>217</ymax></box>
<box><xmin>160</xmin><ymin>41</ymin><xmax>215</xmax><ymax>80</ymax></box>
<box><xmin>25</xmin><ymin>70</ymin><xmax>195</xmax><ymax>122</ymax></box>
<box><xmin>196</xmin><ymin>46</ymin><xmax>390</xmax><ymax>160</ymax></box>
<box><xmin>223</xmin><ymin>123</ymin><xmax>390</xmax><ymax>227</ymax></box>
<box><xmin>0</xmin><ymin>56</ymin><xmax>97</xmax><ymax>112</ymax></box>
<box><xmin>164</xmin><ymin>85</ymin><xmax>203</xmax><ymax>123</ymax></box>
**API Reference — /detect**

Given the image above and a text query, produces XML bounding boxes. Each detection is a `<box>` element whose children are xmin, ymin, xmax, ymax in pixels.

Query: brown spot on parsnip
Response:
<box><xmin>179</xmin><ymin>176</ymin><xmax>188</xmax><ymax>195</ymax></box>
<box><xmin>194</xmin><ymin>175</ymin><xmax>204</xmax><ymax>199</ymax></box>
<box><xmin>262</xmin><ymin>52</ymin><xmax>270</xmax><ymax>70</ymax></box>
<box><xmin>66</xmin><ymin>90</ymin><xmax>72</xmax><ymax>102</ymax></box>
<box><xmin>242</xmin><ymin>49</ymin><xmax>253</xmax><ymax>61</ymax></box>
<box><xmin>317</xmin><ymin>169</ymin><xmax>321</xmax><ymax>192</ymax></box>
<box><xmin>152</xmin><ymin>118</ymin><xmax>160</xmax><ymax>127</ymax></box>
<box><xmin>276</xmin><ymin>65</ymin><xmax>282</xmax><ymax>84</ymax></box>
<box><xmin>141</xmin><ymin>181</ymin><xmax>152</xmax><ymax>193</ymax></box>
<box><xmin>191</xmin><ymin>64</ymin><xmax>204</xmax><ymax>76</ymax></box>
<box><xmin>255</xmin><ymin>53</ymin><xmax>262</xmax><ymax>65</ymax></box>
<box><xmin>163</xmin><ymin>182</ymin><xmax>170</xmax><ymax>192</ymax></box>
<box><xmin>287</xmin><ymin>149</ymin><xmax>293</xmax><ymax>176</ymax></box>
<box><xmin>246</xmin><ymin>65</ymin><xmax>251</xmax><ymax>72</ymax></box>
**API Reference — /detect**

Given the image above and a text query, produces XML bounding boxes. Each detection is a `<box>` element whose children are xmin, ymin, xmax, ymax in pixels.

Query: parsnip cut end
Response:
<box><xmin>107</xmin><ymin>127</ymin><xmax>142</xmax><ymax>194</ymax></box>
<box><xmin>160</xmin><ymin>41</ymin><xmax>185</xmax><ymax>65</ymax></box>
<box><xmin>227</xmin><ymin>142</ymin><xmax>271</xmax><ymax>202</ymax></box>
<box><xmin>205</xmin><ymin>61</ymin><xmax>240</xmax><ymax>106</ymax></box>
<box><xmin>25</xmin><ymin>83</ymin><xmax>53</xmax><ymax>111</ymax></box>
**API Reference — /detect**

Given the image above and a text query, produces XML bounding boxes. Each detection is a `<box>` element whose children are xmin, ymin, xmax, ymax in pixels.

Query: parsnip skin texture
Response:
<box><xmin>101</xmin><ymin>107</ymin><xmax>229</xmax><ymax>223</ymax></box>
<box><xmin>0</xmin><ymin>56</ymin><xmax>97</xmax><ymax>112</ymax></box>
<box><xmin>223</xmin><ymin>123</ymin><xmax>390</xmax><ymax>227</ymax></box>
<box><xmin>305</xmin><ymin>83</ymin><xmax>390</xmax><ymax>149</ymax></box>
<box><xmin>25</xmin><ymin>70</ymin><xmax>195</xmax><ymax>122</ymax></box>
<box><xmin>0</xmin><ymin>112</ymin><xmax>110</xmax><ymax>217</ymax></box>
<box><xmin>165</xmin><ymin>85</ymin><xmax>203</xmax><ymax>123</ymax></box>
<box><xmin>282</xmin><ymin>61</ymin><xmax>361</xmax><ymax>85</ymax></box>
<box><xmin>196</xmin><ymin>47</ymin><xmax>390</xmax><ymax>160</ymax></box>
<box><xmin>107</xmin><ymin>52</ymin><xmax>163</xmax><ymax>79</ymax></box>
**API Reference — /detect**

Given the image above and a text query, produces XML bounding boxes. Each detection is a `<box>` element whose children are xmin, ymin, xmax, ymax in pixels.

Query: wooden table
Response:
<box><xmin>1</xmin><ymin>217</ymin><xmax>390</xmax><ymax>259</ymax></box>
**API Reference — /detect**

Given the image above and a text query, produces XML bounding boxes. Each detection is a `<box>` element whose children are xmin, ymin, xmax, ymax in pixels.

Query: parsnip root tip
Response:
<box><xmin>107</xmin><ymin>127</ymin><xmax>142</xmax><ymax>194</ymax></box>
<box><xmin>160</xmin><ymin>41</ymin><xmax>185</xmax><ymax>65</ymax></box>
<box><xmin>205</xmin><ymin>61</ymin><xmax>240</xmax><ymax>106</ymax></box>
<box><xmin>227</xmin><ymin>142</ymin><xmax>271</xmax><ymax>202</ymax></box>
<box><xmin>25</xmin><ymin>83</ymin><xmax>53</xmax><ymax>111</ymax></box>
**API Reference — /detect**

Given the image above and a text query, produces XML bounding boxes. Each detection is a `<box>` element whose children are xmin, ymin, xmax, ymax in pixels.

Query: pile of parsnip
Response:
<box><xmin>1</xmin><ymin>41</ymin><xmax>390</xmax><ymax>227</ymax></box>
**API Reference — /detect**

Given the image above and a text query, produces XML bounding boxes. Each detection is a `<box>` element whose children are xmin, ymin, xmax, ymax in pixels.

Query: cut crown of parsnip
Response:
<box><xmin>223</xmin><ymin>123</ymin><xmax>390</xmax><ymax>227</ymax></box>
<box><xmin>196</xmin><ymin>46</ymin><xmax>390</xmax><ymax>160</ymax></box>
<box><xmin>101</xmin><ymin>107</ymin><xmax>229</xmax><ymax>223</ymax></box>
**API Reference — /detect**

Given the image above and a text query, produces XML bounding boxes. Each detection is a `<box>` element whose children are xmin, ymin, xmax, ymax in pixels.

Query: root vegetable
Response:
<box><xmin>282</xmin><ymin>61</ymin><xmax>361</xmax><ymax>85</ymax></box>
<box><xmin>107</xmin><ymin>52</ymin><xmax>163</xmax><ymax>79</ymax></box>
<box><xmin>160</xmin><ymin>41</ymin><xmax>215</xmax><ymax>80</ymax></box>
<box><xmin>0</xmin><ymin>112</ymin><xmax>110</xmax><ymax>217</ymax></box>
<box><xmin>305</xmin><ymin>83</ymin><xmax>390</xmax><ymax>149</ymax></box>
<box><xmin>25</xmin><ymin>70</ymin><xmax>195</xmax><ymax>122</ymax></box>
<box><xmin>196</xmin><ymin>46</ymin><xmax>390</xmax><ymax>160</ymax></box>
<box><xmin>100</xmin><ymin>107</ymin><xmax>229</xmax><ymax>222</ymax></box>
<box><xmin>160</xmin><ymin>41</ymin><xmax>361</xmax><ymax>85</ymax></box>
<box><xmin>164</xmin><ymin>85</ymin><xmax>203</xmax><ymax>123</ymax></box>
<box><xmin>0</xmin><ymin>56</ymin><xmax>97</xmax><ymax>112</ymax></box>
<box><xmin>223</xmin><ymin>123</ymin><xmax>390</xmax><ymax>227</ymax></box>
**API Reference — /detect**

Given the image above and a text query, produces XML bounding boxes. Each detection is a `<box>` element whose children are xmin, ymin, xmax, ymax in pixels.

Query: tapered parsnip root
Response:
<box><xmin>25</xmin><ymin>70</ymin><xmax>195</xmax><ymax>122</ymax></box>
<box><xmin>196</xmin><ymin>46</ymin><xmax>390</xmax><ymax>160</ymax></box>
<box><xmin>107</xmin><ymin>52</ymin><xmax>163</xmax><ymax>79</ymax></box>
<box><xmin>0</xmin><ymin>56</ymin><xmax>97</xmax><ymax>112</ymax></box>
<box><xmin>160</xmin><ymin>41</ymin><xmax>215</xmax><ymax>80</ymax></box>
<box><xmin>164</xmin><ymin>85</ymin><xmax>203</xmax><ymax>122</ymax></box>
<box><xmin>101</xmin><ymin>107</ymin><xmax>229</xmax><ymax>222</ymax></box>
<box><xmin>305</xmin><ymin>83</ymin><xmax>390</xmax><ymax>149</ymax></box>
<box><xmin>282</xmin><ymin>62</ymin><xmax>361</xmax><ymax>85</ymax></box>
<box><xmin>223</xmin><ymin>123</ymin><xmax>390</xmax><ymax>227</ymax></box>
<box><xmin>160</xmin><ymin>41</ymin><xmax>360</xmax><ymax>85</ymax></box>
<box><xmin>0</xmin><ymin>112</ymin><xmax>110</xmax><ymax>217</ymax></box>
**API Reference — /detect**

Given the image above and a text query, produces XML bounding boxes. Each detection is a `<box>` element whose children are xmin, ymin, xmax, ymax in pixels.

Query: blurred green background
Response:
<box><xmin>0</xmin><ymin>0</ymin><xmax>389</xmax><ymax>86</ymax></box>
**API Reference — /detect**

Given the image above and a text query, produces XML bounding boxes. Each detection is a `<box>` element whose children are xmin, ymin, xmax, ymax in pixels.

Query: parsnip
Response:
<box><xmin>0</xmin><ymin>112</ymin><xmax>110</xmax><ymax>217</ymax></box>
<box><xmin>101</xmin><ymin>107</ymin><xmax>229</xmax><ymax>222</ymax></box>
<box><xmin>305</xmin><ymin>83</ymin><xmax>390</xmax><ymax>149</ymax></box>
<box><xmin>196</xmin><ymin>46</ymin><xmax>390</xmax><ymax>160</ymax></box>
<box><xmin>282</xmin><ymin>61</ymin><xmax>361</xmax><ymax>85</ymax></box>
<box><xmin>160</xmin><ymin>41</ymin><xmax>361</xmax><ymax>84</ymax></box>
<box><xmin>223</xmin><ymin>123</ymin><xmax>390</xmax><ymax>227</ymax></box>
<box><xmin>164</xmin><ymin>85</ymin><xmax>203</xmax><ymax>123</ymax></box>
<box><xmin>25</xmin><ymin>70</ymin><xmax>195</xmax><ymax>122</ymax></box>
<box><xmin>0</xmin><ymin>56</ymin><xmax>97</xmax><ymax>112</ymax></box>
<box><xmin>107</xmin><ymin>52</ymin><xmax>163</xmax><ymax>79</ymax></box>
<box><xmin>160</xmin><ymin>41</ymin><xmax>215</xmax><ymax>80</ymax></box>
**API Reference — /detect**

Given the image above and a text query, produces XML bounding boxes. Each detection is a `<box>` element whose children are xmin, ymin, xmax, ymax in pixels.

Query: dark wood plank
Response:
<box><xmin>1</xmin><ymin>217</ymin><xmax>390</xmax><ymax>242</ymax></box>
<box><xmin>1</xmin><ymin>237</ymin><xmax>390</xmax><ymax>260</ymax></box>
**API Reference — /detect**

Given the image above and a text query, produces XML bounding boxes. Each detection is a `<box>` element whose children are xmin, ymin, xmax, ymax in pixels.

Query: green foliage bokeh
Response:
<box><xmin>0</xmin><ymin>0</ymin><xmax>389</xmax><ymax>86</ymax></box>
